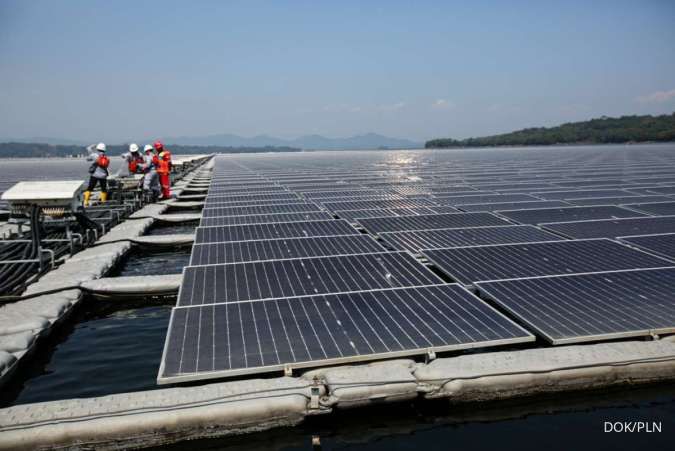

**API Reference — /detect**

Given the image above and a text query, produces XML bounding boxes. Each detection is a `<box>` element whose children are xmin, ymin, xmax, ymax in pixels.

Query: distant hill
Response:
<box><xmin>0</xmin><ymin>143</ymin><xmax>300</xmax><ymax>158</ymax></box>
<box><xmin>426</xmin><ymin>113</ymin><xmax>675</xmax><ymax>148</ymax></box>
<box><xmin>165</xmin><ymin>132</ymin><xmax>422</xmax><ymax>150</ymax></box>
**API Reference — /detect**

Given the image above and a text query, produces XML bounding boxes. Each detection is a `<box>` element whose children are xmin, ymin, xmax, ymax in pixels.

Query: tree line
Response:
<box><xmin>0</xmin><ymin>143</ymin><xmax>302</xmax><ymax>158</ymax></box>
<box><xmin>425</xmin><ymin>113</ymin><xmax>675</xmax><ymax>148</ymax></box>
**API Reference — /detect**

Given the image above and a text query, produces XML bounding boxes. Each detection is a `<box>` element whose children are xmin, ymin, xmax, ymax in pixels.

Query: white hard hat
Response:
<box><xmin>95</xmin><ymin>142</ymin><xmax>107</xmax><ymax>152</ymax></box>
<box><xmin>143</xmin><ymin>144</ymin><xmax>153</xmax><ymax>152</ymax></box>
<box><xmin>129</xmin><ymin>143</ymin><xmax>140</xmax><ymax>153</ymax></box>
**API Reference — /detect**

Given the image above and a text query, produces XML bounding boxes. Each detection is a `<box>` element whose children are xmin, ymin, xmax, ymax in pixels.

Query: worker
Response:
<box><xmin>84</xmin><ymin>142</ymin><xmax>110</xmax><ymax>206</ymax></box>
<box><xmin>154</xmin><ymin>140</ymin><xmax>172</xmax><ymax>199</ymax></box>
<box><xmin>142</xmin><ymin>144</ymin><xmax>161</xmax><ymax>201</ymax></box>
<box><xmin>119</xmin><ymin>143</ymin><xmax>145</xmax><ymax>176</ymax></box>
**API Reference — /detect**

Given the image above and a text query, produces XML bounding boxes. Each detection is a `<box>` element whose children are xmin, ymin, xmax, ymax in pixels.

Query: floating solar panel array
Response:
<box><xmin>159</xmin><ymin>148</ymin><xmax>675</xmax><ymax>383</ymax></box>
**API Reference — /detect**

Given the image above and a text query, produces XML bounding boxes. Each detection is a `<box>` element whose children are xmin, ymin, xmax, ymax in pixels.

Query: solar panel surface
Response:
<box><xmin>542</xmin><ymin>216</ymin><xmax>675</xmax><ymax>239</ymax></box>
<box><xmin>422</xmin><ymin>238</ymin><xmax>671</xmax><ymax>284</ymax></box>
<box><xmin>178</xmin><ymin>251</ymin><xmax>443</xmax><ymax>306</ymax></box>
<box><xmin>619</xmin><ymin>233</ymin><xmax>675</xmax><ymax>260</ymax></box>
<box><xmin>199</xmin><ymin>211</ymin><xmax>333</xmax><ymax>227</ymax></box>
<box><xmin>190</xmin><ymin>234</ymin><xmax>386</xmax><ymax>265</ymax></box>
<box><xmin>159</xmin><ymin>284</ymin><xmax>534</xmax><ymax>382</ymax></box>
<box><xmin>379</xmin><ymin>225</ymin><xmax>564</xmax><ymax>253</ymax></box>
<box><xmin>195</xmin><ymin>220</ymin><xmax>358</xmax><ymax>244</ymax></box>
<box><xmin>201</xmin><ymin>203</ymin><xmax>321</xmax><ymax>218</ymax></box>
<box><xmin>496</xmin><ymin>206</ymin><xmax>644</xmax><ymax>225</ymax></box>
<box><xmin>357</xmin><ymin>212</ymin><xmax>510</xmax><ymax>234</ymax></box>
<box><xmin>476</xmin><ymin>268</ymin><xmax>675</xmax><ymax>344</ymax></box>
<box><xmin>623</xmin><ymin>201</ymin><xmax>675</xmax><ymax>216</ymax></box>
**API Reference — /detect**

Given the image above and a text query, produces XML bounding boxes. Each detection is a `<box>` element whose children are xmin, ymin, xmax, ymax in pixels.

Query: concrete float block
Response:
<box><xmin>0</xmin><ymin>315</ymin><xmax>49</xmax><ymax>336</ymax></box>
<box><xmin>303</xmin><ymin>360</ymin><xmax>418</xmax><ymax>408</ymax></box>
<box><xmin>0</xmin><ymin>377</ymin><xmax>320</xmax><ymax>450</ymax></box>
<box><xmin>0</xmin><ymin>331</ymin><xmax>36</xmax><ymax>353</ymax></box>
<box><xmin>414</xmin><ymin>340</ymin><xmax>675</xmax><ymax>402</ymax></box>
<box><xmin>0</xmin><ymin>351</ymin><xmax>17</xmax><ymax>373</ymax></box>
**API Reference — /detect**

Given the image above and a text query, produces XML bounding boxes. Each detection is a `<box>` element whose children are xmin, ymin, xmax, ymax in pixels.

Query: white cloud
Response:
<box><xmin>431</xmin><ymin>99</ymin><xmax>453</xmax><ymax>109</ymax></box>
<box><xmin>636</xmin><ymin>89</ymin><xmax>675</xmax><ymax>104</ymax></box>
<box><xmin>376</xmin><ymin>102</ymin><xmax>406</xmax><ymax>112</ymax></box>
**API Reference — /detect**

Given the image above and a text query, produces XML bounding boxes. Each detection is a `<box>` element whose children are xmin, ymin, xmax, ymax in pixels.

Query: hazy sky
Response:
<box><xmin>1</xmin><ymin>0</ymin><xmax>674</xmax><ymax>143</ymax></box>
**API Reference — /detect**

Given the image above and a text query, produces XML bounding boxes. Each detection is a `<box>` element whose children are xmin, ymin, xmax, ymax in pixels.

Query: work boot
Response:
<box><xmin>83</xmin><ymin>191</ymin><xmax>91</xmax><ymax>207</ymax></box>
<box><xmin>100</xmin><ymin>192</ymin><xmax>108</xmax><ymax>203</ymax></box>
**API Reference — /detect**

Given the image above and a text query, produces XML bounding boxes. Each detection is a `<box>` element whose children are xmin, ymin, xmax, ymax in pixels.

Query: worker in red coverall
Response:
<box><xmin>154</xmin><ymin>140</ymin><xmax>172</xmax><ymax>199</ymax></box>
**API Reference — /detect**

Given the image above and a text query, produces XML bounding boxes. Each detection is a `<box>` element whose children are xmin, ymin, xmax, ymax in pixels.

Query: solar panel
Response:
<box><xmin>357</xmin><ymin>212</ymin><xmax>510</xmax><ymax>234</ymax></box>
<box><xmin>207</xmin><ymin>186</ymin><xmax>287</xmax><ymax>195</ymax></box>
<box><xmin>422</xmin><ymin>238</ymin><xmax>671</xmax><ymax>285</ymax></box>
<box><xmin>177</xmin><ymin>251</ymin><xmax>443</xmax><ymax>306</ymax></box>
<box><xmin>380</xmin><ymin>225</ymin><xmax>564</xmax><ymax>253</ymax></box>
<box><xmin>457</xmin><ymin>200</ymin><xmax>569</xmax><ymax>212</ymax></box>
<box><xmin>644</xmin><ymin>186</ymin><xmax>675</xmax><ymax>195</ymax></box>
<box><xmin>158</xmin><ymin>284</ymin><xmax>534</xmax><ymax>383</ymax></box>
<box><xmin>534</xmin><ymin>189</ymin><xmax>632</xmax><ymax>200</ymax></box>
<box><xmin>427</xmin><ymin>206</ymin><xmax>465</xmax><ymax>214</ymax></box>
<box><xmin>201</xmin><ymin>203</ymin><xmax>321</xmax><ymax>218</ymax></box>
<box><xmin>476</xmin><ymin>268</ymin><xmax>675</xmax><ymax>345</ymax></box>
<box><xmin>619</xmin><ymin>233</ymin><xmax>675</xmax><ymax>260</ymax></box>
<box><xmin>190</xmin><ymin>235</ymin><xmax>386</xmax><ymax>265</ymax></box>
<box><xmin>496</xmin><ymin>206</ymin><xmax>643</xmax><ymax>225</ymax></box>
<box><xmin>203</xmin><ymin>198</ymin><xmax>308</xmax><ymax>208</ymax></box>
<box><xmin>542</xmin><ymin>216</ymin><xmax>675</xmax><ymax>239</ymax></box>
<box><xmin>435</xmin><ymin>193</ymin><xmax>539</xmax><ymax>205</ymax></box>
<box><xmin>195</xmin><ymin>220</ymin><xmax>358</xmax><ymax>244</ymax></box>
<box><xmin>320</xmin><ymin>199</ymin><xmax>436</xmax><ymax>212</ymax></box>
<box><xmin>199</xmin><ymin>212</ymin><xmax>333</xmax><ymax>227</ymax></box>
<box><xmin>564</xmin><ymin>196</ymin><xmax>672</xmax><ymax>207</ymax></box>
<box><xmin>335</xmin><ymin>207</ymin><xmax>438</xmax><ymax>222</ymax></box>
<box><xmin>206</xmin><ymin>193</ymin><xmax>299</xmax><ymax>203</ymax></box>
<box><xmin>622</xmin><ymin>201</ymin><xmax>675</xmax><ymax>216</ymax></box>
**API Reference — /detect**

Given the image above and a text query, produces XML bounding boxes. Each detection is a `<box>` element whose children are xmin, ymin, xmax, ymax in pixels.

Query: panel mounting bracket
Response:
<box><xmin>425</xmin><ymin>349</ymin><xmax>437</xmax><ymax>363</ymax></box>
<box><xmin>284</xmin><ymin>365</ymin><xmax>293</xmax><ymax>377</ymax></box>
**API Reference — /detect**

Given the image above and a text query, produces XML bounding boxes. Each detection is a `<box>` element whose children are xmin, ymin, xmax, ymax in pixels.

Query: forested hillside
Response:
<box><xmin>426</xmin><ymin>113</ymin><xmax>675</xmax><ymax>148</ymax></box>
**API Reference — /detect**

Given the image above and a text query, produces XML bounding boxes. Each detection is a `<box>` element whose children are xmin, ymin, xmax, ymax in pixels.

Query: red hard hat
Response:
<box><xmin>153</xmin><ymin>140</ymin><xmax>163</xmax><ymax>150</ymax></box>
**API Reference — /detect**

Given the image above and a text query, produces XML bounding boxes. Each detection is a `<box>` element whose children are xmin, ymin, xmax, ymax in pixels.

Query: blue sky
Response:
<box><xmin>1</xmin><ymin>0</ymin><xmax>674</xmax><ymax>143</ymax></box>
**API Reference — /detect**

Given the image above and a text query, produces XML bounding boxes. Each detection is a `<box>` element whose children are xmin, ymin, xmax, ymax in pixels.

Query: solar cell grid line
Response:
<box><xmin>195</xmin><ymin>219</ymin><xmax>359</xmax><ymax>244</ymax></box>
<box><xmin>475</xmin><ymin>268</ymin><xmax>675</xmax><ymax>345</ymax></box>
<box><xmin>434</xmin><ymin>194</ymin><xmax>540</xmax><ymax>206</ymax></box>
<box><xmin>621</xmin><ymin>201</ymin><xmax>675</xmax><ymax>216</ymax></box>
<box><xmin>357</xmin><ymin>212</ymin><xmax>510</xmax><ymax>234</ymax></box>
<box><xmin>618</xmin><ymin>233</ymin><xmax>675</xmax><ymax>260</ymax></box>
<box><xmin>457</xmin><ymin>200</ymin><xmax>570</xmax><ymax>212</ymax></box>
<box><xmin>158</xmin><ymin>283</ymin><xmax>534</xmax><ymax>382</ymax></box>
<box><xmin>320</xmin><ymin>199</ymin><xmax>437</xmax><ymax>212</ymax></box>
<box><xmin>190</xmin><ymin>234</ymin><xmax>387</xmax><ymax>265</ymax></box>
<box><xmin>201</xmin><ymin>203</ymin><xmax>322</xmax><ymax>218</ymax></box>
<box><xmin>421</xmin><ymin>238</ymin><xmax>673</xmax><ymax>285</ymax></box>
<box><xmin>177</xmin><ymin>251</ymin><xmax>445</xmax><ymax>307</ymax></box>
<box><xmin>335</xmin><ymin>207</ymin><xmax>439</xmax><ymax>222</ymax></box>
<box><xmin>541</xmin><ymin>216</ymin><xmax>675</xmax><ymax>239</ymax></box>
<box><xmin>199</xmin><ymin>212</ymin><xmax>334</xmax><ymax>227</ymax></box>
<box><xmin>533</xmin><ymin>189</ymin><xmax>633</xmax><ymax>200</ymax></box>
<box><xmin>495</xmin><ymin>205</ymin><xmax>645</xmax><ymax>225</ymax></box>
<box><xmin>379</xmin><ymin>225</ymin><xmax>565</xmax><ymax>253</ymax></box>
<box><xmin>564</xmin><ymin>195</ymin><xmax>673</xmax><ymax>207</ymax></box>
